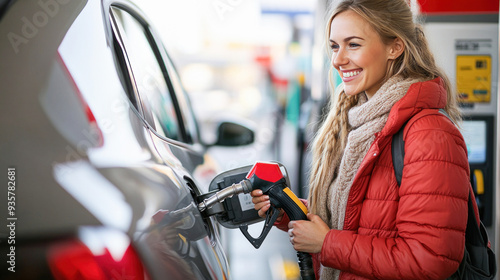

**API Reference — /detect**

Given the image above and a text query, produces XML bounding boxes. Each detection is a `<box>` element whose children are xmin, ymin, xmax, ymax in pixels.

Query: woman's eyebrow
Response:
<box><xmin>329</xmin><ymin>36</ymin><xmax>364</xmax><ymax>43</ymax></box>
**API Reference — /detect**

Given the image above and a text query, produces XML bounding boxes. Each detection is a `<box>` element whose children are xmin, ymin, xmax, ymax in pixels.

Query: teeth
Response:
<box><xmin>343</xmin><ymin>71</ymin><xmax>360</xmax><ymax>78</ymax></box>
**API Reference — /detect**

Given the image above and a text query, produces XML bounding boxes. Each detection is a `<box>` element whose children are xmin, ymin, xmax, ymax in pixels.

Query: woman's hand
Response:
<box><xmin>288</xmin><ymin>213</ymin><xmax>330</xmax><ymax>253</ymax></box>
<box><xmin>250</xmin><ymin>189</ymin><xmax>284</xmax><ymax>222</ymax></box>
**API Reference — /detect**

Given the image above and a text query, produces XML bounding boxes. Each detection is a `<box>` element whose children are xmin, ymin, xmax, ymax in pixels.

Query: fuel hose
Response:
<box><xmin>267</xmin><ymin>186</ymin><xmax>315</xmax><ymax>280</ymax></box>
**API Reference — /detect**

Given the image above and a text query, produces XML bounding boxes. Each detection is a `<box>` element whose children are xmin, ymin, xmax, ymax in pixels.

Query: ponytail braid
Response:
<box><xmin>308</xmin><ymin>80</ymin><xmax>359</xmax><ymax>215</ymax></box>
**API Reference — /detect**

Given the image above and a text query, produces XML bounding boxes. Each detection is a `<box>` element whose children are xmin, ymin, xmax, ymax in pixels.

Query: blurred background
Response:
<box><xmin>136</xmin><ymin>0</ymin><xmax>322</xmax><ymax>190</ymax></box>
<box><xmin>131</xmin><ymin>0</ymin><xmax>499</xmax><ymax>279</ymax></box>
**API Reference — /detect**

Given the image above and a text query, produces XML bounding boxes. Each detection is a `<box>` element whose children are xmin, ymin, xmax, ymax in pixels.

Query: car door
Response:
<box><xmin>108</xmin><ymin>4</ymin><xmax>229</xmax><ymax>279</ymax></box>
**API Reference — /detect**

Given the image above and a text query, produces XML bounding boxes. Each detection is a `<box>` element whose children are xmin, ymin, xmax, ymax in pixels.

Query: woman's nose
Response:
<box><xmin>332</xmin><ymin>48</ymin><xmax>348</xmax><ymax>67</ymax></box>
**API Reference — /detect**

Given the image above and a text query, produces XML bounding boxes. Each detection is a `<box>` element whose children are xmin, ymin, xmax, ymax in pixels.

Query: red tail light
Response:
<box><xmin>47</xmin><ymin>240</ymin><xmax>148</xmax><ymax>280</ymax></box>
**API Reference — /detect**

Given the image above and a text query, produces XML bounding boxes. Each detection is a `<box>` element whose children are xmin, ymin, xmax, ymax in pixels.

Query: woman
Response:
<box><xmin>252</xmin><ymin>0</ymin><xmax>474</xmax><ymax>279</ymax></box>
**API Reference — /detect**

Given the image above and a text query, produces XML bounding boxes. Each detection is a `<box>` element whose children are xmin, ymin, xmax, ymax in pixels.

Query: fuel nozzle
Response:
<box><xmin>198</xmin><ymin>180</ymin><xmax>252</xmax><ymax>213</ymax></box>
<box><xmin>200</xmin><ymin>162</ymin><xmax>315</xmax><ymax>280</ymax></box>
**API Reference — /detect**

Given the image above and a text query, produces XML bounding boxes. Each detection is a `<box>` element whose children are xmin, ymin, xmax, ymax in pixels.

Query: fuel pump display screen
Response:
<box><xmin>460</xmin><ymin>120</ymin><xmax>487</xmax><ymax>164</ymax></box>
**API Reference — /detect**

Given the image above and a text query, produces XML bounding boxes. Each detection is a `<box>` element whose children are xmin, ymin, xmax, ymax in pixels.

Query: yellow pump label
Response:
<box><xmin>456</xmin><ymin>55</ymin><xmax>491</xmax><ymax>103</ymax></box>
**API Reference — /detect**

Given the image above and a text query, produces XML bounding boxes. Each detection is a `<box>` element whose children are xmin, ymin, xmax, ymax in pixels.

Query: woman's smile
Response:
<box><xmin>341</xmin><ymin>69</ymin><xmax>362</xmax><ymax>81</ymax></box>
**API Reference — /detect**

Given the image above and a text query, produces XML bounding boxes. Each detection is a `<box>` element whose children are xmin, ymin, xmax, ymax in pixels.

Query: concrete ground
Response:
<box><xmin>221</xmin><ymin>222</ymin><xmax>300</xmax><ymax>280</ymax></box>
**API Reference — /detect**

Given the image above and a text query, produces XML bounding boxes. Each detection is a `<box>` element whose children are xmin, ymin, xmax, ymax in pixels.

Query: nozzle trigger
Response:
<box><xmin>239</xmin><ymin>206</ymin><xmax>281</xmax><ymax>249</ymax></box>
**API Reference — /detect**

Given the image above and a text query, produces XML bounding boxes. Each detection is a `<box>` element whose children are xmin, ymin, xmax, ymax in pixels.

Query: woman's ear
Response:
<box><xmin>388</xmin><ymin>38</ymin><xmax>405</xmax><ymax>60</ymax></box>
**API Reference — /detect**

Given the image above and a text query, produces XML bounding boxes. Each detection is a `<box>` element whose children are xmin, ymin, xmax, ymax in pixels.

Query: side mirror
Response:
<box><xmin>213</xmin><ymin>122</ymin><xmax>254</xmax><ymax>146</ymax></box>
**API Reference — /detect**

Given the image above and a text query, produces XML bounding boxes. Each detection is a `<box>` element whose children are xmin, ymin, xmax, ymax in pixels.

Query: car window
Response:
<box><xmin>110</xmin><ymin>7</ymin><xmax>180</xmax><ymax>141</ymax></box>
<box><xmin>163</xmin><ymin>56</ymin><xmax>199</xmax><ymax>144</ymax></box>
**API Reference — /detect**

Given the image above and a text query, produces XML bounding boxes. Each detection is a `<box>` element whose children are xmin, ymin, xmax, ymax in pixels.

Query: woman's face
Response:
<box><xmin>329</xmin><ymin>10</ymin><xmax>398</xmax><ymax>98</ymax></box>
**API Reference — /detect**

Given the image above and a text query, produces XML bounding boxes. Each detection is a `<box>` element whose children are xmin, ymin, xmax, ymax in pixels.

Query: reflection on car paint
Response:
<box><xmin>54</xmin><ymin>161</ymin><xmax>133</xmax><ymax>232</ymax></box>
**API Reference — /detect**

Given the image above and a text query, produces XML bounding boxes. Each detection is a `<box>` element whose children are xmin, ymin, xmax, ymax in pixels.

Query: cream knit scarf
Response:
<box><xmin>318</xmin><ymin>76</ymin><xmax>421</xmax><ymax>280</ymax></box>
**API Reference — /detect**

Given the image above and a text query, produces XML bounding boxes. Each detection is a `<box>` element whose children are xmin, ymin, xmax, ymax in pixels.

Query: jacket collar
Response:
<box><xmin>381</xmin><ymin>77</ymin><xmax>447</xmax><ymax>136</ymax></box>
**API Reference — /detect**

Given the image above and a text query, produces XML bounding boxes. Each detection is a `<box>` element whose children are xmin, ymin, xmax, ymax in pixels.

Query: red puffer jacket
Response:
<box><xmin>293</xmin><ymin>77</ymin><xmax>474</xmax><ymax>279</ymax></box>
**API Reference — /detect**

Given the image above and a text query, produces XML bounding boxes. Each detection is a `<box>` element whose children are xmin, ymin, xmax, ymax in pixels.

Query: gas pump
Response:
<box><xmin>419</xmin><ymin>0</ymin><xmax>498</xmax><ymax>251</ymax></box>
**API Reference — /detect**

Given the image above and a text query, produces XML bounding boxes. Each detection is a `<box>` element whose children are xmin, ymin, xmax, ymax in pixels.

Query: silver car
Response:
<box><xmin>0</xmin><ymin>0</ymin><xmax>257</xmax><ymax>279</ymax></box>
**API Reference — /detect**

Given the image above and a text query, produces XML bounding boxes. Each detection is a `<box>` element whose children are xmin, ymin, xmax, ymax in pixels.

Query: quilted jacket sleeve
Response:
<box><xmin>320</xmin><ymin>115</ymin><xmax>470</xmax><ymax>279</ymax></box>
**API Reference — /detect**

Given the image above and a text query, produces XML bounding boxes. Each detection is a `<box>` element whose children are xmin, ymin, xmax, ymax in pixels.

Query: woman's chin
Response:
<box><xmin>343</xmin><ymin>86</ymin><xmax>363</xmax><ymax>97</ymax></box>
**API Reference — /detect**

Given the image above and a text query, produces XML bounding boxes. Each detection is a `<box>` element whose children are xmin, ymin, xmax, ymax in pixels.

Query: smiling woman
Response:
<box><xmin>250</xmin><ymin>0</ymin><xmax>491</xmax><ymax>279</ymax></box>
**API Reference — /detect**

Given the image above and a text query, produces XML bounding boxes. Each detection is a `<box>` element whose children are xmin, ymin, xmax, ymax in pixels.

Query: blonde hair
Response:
<box><xmin>308</xmin><ymin>0</ymin><xmax>462</xmax><ymax>214</ymax></box>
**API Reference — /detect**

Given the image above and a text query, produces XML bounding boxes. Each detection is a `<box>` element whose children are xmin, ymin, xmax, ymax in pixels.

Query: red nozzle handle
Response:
<box><xmin>246</xmin><ymin>162</ymin><xmax>283</xmax><ymax>183</ymax></box>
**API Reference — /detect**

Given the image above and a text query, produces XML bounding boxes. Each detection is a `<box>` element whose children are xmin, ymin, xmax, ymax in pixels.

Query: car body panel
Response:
<box><xmin>0</xmin><ymin>0</ymin><xmax>232</xmax><ymax>278</ymax></box>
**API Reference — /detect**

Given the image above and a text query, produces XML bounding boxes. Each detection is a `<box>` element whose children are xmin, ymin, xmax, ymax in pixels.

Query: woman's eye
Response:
<box><xmin>349</xmin><ymin>43</ymin><xmax>360</xmax><ymax>48</ymax></box>
<box><xmin>330</xmin><ymin>44</ymin><xmax>339</xmax><ymax>51</ymax></box>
